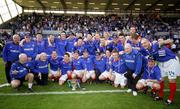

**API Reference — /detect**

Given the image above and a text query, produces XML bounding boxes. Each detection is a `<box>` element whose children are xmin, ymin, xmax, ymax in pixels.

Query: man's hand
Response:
<box><xmin>132</xmin><ymin>73</ymin><xmax>137</xmax><ymax>79</ymax></box>
<box><xmin>119</xmin><ymin>51</ymin><xmax>124</xmax><ymax>55</ymax></box>
<box><xmin>3</xmin><ymin>61</ymin><xmax>7</xmax><ymax>65</ymax></box>
<box><xmin>19</xmin><ymin>39</ymin><xmax>25</xmax><ymax>47</ymax></box>
<box><xmin>38</xmin><ymin>73</ymin><xmax>42</xmax><ymax>80</ymax></box>
<box><xmin>12</xmin><ymin>70</ymin><xmax>18</xmax><ymax>75</ymax></box>
<box><xmin>28</xmin><ymin>57</ymin><xmax>32</xmax><ymax>61</ymax></box>
<box><xmin>146</xmin><ymin>79</ymin><xmax>151</xmax><ymax>83</ymax></box>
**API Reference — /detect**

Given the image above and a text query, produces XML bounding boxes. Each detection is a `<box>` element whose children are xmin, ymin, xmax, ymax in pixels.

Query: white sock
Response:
<box><xmin>28</xmin><ymin>83</ymin><xmax>33</xmax><ymax>88</ymax></box>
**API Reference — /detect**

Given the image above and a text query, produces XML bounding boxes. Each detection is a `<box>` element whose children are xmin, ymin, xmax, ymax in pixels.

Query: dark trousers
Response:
<box><xmin>124</xmin><ymin>70</ymin><xmax>142</xmax><ymax>91</ymax></box>
<box><xmin>41</xmin><ymin>73</ymin><xmax>48</xmax><ymax>85</ymax></box>
<box><xmin>95</xmin><ymin>69</ymin><xmax>103</xmax><ymax>83</ymax></box>
<box><xmin>34</xmin><ymin>73</ymin><xmax>48</xmax><ymax>86</ymax></box>
<box><xmin>5</xmin><ymin>61</ymin><xmax>12</xmax><ymax>83</ymax></box>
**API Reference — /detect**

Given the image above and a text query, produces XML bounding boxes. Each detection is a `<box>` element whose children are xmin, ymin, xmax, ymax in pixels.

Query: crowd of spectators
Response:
<box><xmin>5</xmin><ymin>13</ymin><xmax>180</xmax><ymax>38</ymax></box>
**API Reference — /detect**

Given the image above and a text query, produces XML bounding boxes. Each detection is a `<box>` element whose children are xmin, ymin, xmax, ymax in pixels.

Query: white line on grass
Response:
<box><xmin>0</xmin><ymin>83</ymin><xmax>10</xmax><ymax>88</ymax></box>
<box><xmin>0</xmin><ymin>89</ymin><xmax>180</xmax><ymax>96</ymax></box>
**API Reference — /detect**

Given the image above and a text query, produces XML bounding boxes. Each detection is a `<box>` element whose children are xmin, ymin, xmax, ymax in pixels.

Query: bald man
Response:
<box><xmin>10</xmin><ymin>53</ymin><xmax>34</xmax><ymax>92</ymax></box>
<box><xmin>123</xmin><ymin>43</ymin><xmax>143</xmax><ymax>96</ymax></box>
<box><xmin>33</xmin><ymin>52</ymin><xmax>49</xmax><ymax>85</ymax></box>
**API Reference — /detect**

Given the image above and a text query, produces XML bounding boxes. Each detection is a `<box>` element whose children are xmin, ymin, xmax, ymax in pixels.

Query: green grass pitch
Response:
<box><xmin>0</xmin><ymin>58</ymin><xmax>180</xmax><ymax>109</ymax></box>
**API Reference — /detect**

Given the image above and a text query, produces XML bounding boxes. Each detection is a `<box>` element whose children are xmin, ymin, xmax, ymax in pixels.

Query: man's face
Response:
<box><xmin>83</xmin><ymin>52</ymin><xmax>89</xmax><ymax>58</ymax></box>
<box><xmin>25</xmin><ymin>36</ymin><xmax>31</xmax><ymax>42</ymax></box>
<box><xmin>87</xmin><ymin>34</ymin><xmax>92</xmax><ymax>41</ymax></box>
<box><xmin>49</xmin><ymin>35</ymin><xmax>54</xmax><ymax>42</ymax></box>
<box><xmin>113</xmin><ymin>37</ymin><xmax>118</xmax><ymax>43</ymax></box>
<box><xmin>77</xmin><ymin>39</ymin><xmax>83</xmax><ymax>45</ymax></box>
<box><xmin>112</xmin><ymin>52</ymin><xmax>119</xmax><ymax>60</ymax></box>
<box><xmin>141</xmin><ymin>39</ymin><xmax>150</xmax><ymax>49</ymax></box>
<box><xmin>61</xmin><ymin>33</ymin><xmax>66</xmax><ymax>40</ymax></box>
<box><xmin>51</xmin><ymin>51</ymin><xmax>57</xmax><ymax>59</ymax></box>
<box><xmin>73</xmin><ymin>52</ymin><xmax>79</xmax><ymax>59</ymax></box>
<box><xmin>132</xmin><ymin>38</ymin><xmax>138</xmax><ymax>44</ymax></box>
<box><xmin>36</xmin><ymin>34</ymin><xmax>42</xmax><ymax>41</ymax></box>
<box><xmin>96</xmin><ymin>54</ymin><xmax>102</xmax><ymax>60</ymax></box>
<box><xmin>100</xmin><ymin>38</ymin><xmax>105</xmax><ymax>44</ymax></box>
<box><xmin>13</xmin><ymin>35</ymin><xmax>20</xmax><ymax>44</ymax></box>
<box><xmin>148</xmin><ymin>60</ymin><xmax>155</xmax><ymax>68</ymax></box>
<box><xmin>124</xmin><ymin>45</ymin><xmax>132</xmax><ymax>54</ymax></box>
<box><xmin>95</xmin><ymin>34</ymin><xmax>100</xmax><ymax>40</ymax></box>
<box><xmin>64</xmin><ymin>54</ymin><xmax>70</xmax><ymax>62</ymax></box>
<box><xmin>69</xmin><ymin>34</ymin><xmax>74</xmax><ymax>39</ymax></box>
<box><xmin>40</xmin><ymin>54</ymin><xmax>47</xmax><ymax>61</ymax></box>
<box><xmin>130</xmin><ymin>27</ymin><xmax>136</xmax><ymax>34</ymax></box>
<box><xmin>104</xmin><ymin>32</ymin><xmax>109</xmax><ymax>39</ymax></box>
<box><xmin>119</xmin><ymin>36</ymin><xmax>125</xmax><ymax>43</ymax></box>
<box><xmin>105</xmin><ymin>51</ymin><xmax>111</xmax><ymax>58</ymax></box>
<box><xmin>20</xmin><ymin>55</ymin><xmax>28</xmax><ymax>63</ymax></box>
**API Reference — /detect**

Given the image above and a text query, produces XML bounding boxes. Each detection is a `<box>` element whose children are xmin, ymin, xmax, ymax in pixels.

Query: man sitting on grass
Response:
<box><xmin>10</xmin><ymin>53</ymin><xmax>34</xmax><ymax>92</ymax></box>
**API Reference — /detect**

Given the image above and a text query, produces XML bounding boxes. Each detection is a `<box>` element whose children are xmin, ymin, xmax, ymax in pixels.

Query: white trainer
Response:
<box><xmin>6</xmin><ymin>83</ymin><xmax>11</xmax><ymax>86</ymax></box>
<box><xmin>127</xmin><ymin>89</ymin><xmax>132</xmax><ymax>93</ymax></box>
<box><xmin>133</xmin><ymin>91</ymin><xmax>137</xmax><ymax>96</ymax></box>
<box><xmin>72</xmin><ymin>87</ymin><xmax>76</xmax><ymax>91</ymax></box>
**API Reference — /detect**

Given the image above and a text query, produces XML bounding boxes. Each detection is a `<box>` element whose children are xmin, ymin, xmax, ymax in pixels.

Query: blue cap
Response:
<box><xmin>148</xmin><ymin>55</ymin><xmax>155</xmax><ymax>61</ymax></box>
<box><xmin>68</xmin><ymin>31</ymin><xmax>74</xmax><ymax>35</ymax></box>
<box><xmin>24</xmin><ymin>33</ymin><xmax>31</xmax><ymax>37</ymax></box>
<box><xmin>112</xmin><ymin>34</ymin><xmax>118</xmax><ymax>38</ymax></box>
<box><xmin>83</xmin><ymin>49</ymin><xmax>89</xmax><ymax>53</ymax></box>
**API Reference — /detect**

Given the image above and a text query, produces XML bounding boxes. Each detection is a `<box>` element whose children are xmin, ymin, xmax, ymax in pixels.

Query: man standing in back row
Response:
<box><xmin>3</xmin><ymin>34</ymin><xmax>20</xmax><ymax>84</ymax></box>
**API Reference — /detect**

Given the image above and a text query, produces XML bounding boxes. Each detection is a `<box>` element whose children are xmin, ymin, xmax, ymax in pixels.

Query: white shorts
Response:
<box><xmin>99</xmin><ymin>71</ymin><xmax>111</xmax><ymax>78</ymax></box>
<box><xmin>49</xmin><ymin>69</ymin><xmax>59</xmax><ymax>75</ymax></box>
<box><xmin>112</xmin><ymin>71</ymin><xmax>115</xmax><ymax>75</ymax></box>
<box><xmin>138</xmin><ymin>79</ymin><xmax>154</xmax><ymax>88</ymax></box>
<box><xmin>73</xmin><ymin>70</ymin><xmax>84</xmax><ymax>76</ymax></box>
<box><xmin>114</xmin><ymin>72</ymin><xmax>127</xmax><ymax>86</ymax></box>
<box><xmin>175</xmin><ymin>57</ymin><xmax>180</xmax><ymax>77</ymax></box>
<box><xmin>85</xmin><ymin>70</ymin><xmax>95</xmax><ymax>79</ymax></box>
<box><xmin>59</xmin><ymin>74</ymin><xmax>68</xmax><ymax>81</ymax></box>
<box><xmin>158</xmin><ymin>57</ymin><xmax>180</xmax><ymax>79</ymax></box>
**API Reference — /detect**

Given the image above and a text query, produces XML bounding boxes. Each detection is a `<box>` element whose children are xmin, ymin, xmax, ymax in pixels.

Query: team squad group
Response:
<box><xmin>2</xmin><ymin>26</ymin><xmax>180</xmax><ymax>105</ymax></box>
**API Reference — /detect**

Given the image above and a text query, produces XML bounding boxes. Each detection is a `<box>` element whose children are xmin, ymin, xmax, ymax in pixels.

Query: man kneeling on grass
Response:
<box><xmin>59</xmin><ymin>53</ymin><xmax>72</xmax><ymax>85</ymax></box>
<box><xmin>136</xmin><ymin>56</ymin><xmax>161</xmax><ymax>98</ymax></box>
<box><xmin>33</xmin><ymin>52</ymin><xmax>49</xmax><ymax>86</ymax></box>
<box><xmin>48</xmin><ymin>51</ymin><xmax>62</xmax><ymax>82</ymax></box>
<box><xmin>10</xmin><ymin>53</ymin><xmax>34</xmax><ymax>92</ymax></box>
<box><xmin>110</xmin><ymin>50</ymin><xmax>127</xmax><ymax>88</ymax></box>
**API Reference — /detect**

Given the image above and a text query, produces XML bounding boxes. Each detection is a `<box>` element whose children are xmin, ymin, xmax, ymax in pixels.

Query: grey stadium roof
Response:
<box><xmin>13</xmin><ymin>0</ymin><xmax>180</xmax><ymax>13</ymax></box>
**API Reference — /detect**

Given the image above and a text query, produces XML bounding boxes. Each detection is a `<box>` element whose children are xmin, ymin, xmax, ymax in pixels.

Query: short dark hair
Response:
<box><xmin>119</xmin><ymin>32</ymin><xmax>124</xmax><ymax>36</ymax></box>
<box><xmin>64</xmin><ymin>52</ymin><xmax>70</xmax><ymax>57</ymax></box>
<box><xmin>74</xmin><ymin>50</ymin><xmax>79</xmax><ymax>54</ymax></box>
<box><xmin>131</xmin><ymin>33</ymin><xmax>139</xmax><ymax>40</ymax></box>
<box><xmin>112</xmin><ymin>49</ymin><xmax>118</xmax><ymax>54</ymax></box>
<box><xmin>78</xmin><ymin>37</ymin><xmax>83</xmax><ymax>40</ymax></box>
<box><xmin>130</xmin><ymin>25</ymin><xmax>136</xmax><ymax>28</ymax></box>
